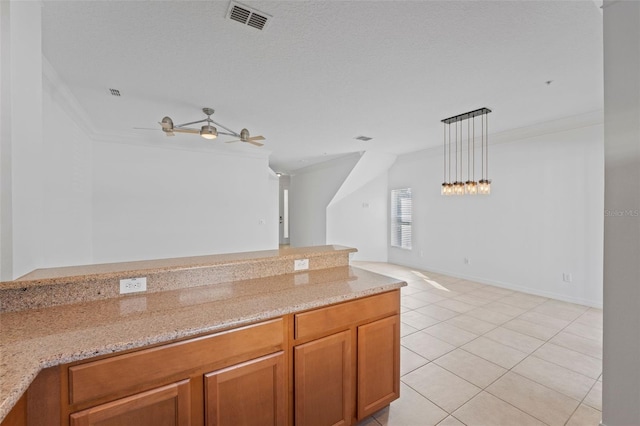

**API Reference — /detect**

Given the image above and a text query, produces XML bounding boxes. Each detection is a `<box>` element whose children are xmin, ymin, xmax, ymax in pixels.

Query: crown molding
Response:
<box><xmin>42</xmin><ymin>55</ymin><xmax>99</xmax><ymax>138</ymax></box>
<box><xmin>397</xmin><ymin>109</ymin><xmax>604</xmax><ymax>162</ymax></box>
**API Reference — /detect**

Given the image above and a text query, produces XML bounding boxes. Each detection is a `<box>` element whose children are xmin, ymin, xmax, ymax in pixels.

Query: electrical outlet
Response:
<box><xmin>464</xmin><ymin>258</ymin><xmax>471</xmax><ymax>265</ymax></box>
<box><xmin>294</xmin><ymin>259</ymin><xmax>309</xmax><ymax>271</ymax></box>
<box><xmin>120</xmin><ymin>277</ymin><xmax>147</xmax><ymax>294</ymax></box>
<box><xmin>562</xmin><ymin>273</ymin><xmax>572</xmax><ymax>283</ymax></box>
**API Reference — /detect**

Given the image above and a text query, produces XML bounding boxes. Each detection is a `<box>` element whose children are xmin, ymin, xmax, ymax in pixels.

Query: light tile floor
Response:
<box><xmin>353</xmin><ymin>261</ymin><xmax>603</xmax><ymax>426</ymax></box>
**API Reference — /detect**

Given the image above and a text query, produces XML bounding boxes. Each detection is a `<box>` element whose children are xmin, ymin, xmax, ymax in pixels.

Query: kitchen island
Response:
<box><xmin>0</xmin><ymin>246</ymin><xmax>405</xmax><ymax>425</ymax></box>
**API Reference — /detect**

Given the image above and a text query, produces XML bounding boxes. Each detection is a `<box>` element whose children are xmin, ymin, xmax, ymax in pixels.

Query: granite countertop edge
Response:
<box><xmin>1</xmin><ymin>245</ymin><xmax>358</xmax><ymax>290</ymax></box>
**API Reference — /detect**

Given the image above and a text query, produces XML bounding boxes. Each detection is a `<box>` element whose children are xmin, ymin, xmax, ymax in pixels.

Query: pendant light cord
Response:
<box><xmin>486</xmin><ymin>112</ymin><xmax>489</xmax><ymax>180</ymax></box>
<box><xmin>448</xmin><ymin>123</ymin><xmax>451</xmax><ymax>183</ymax></box>
<box><xmin>472</xmin><ymin>116</ymin><xmax>475</xmax><ymax>181</ymax></box>
<box><xmin>481</xmin><ymin>112</ymin><xmax>484</xmax><ymax>180</ymax></box>
<box><xmin>443</xmin><ymin>123</ymin><xmax>446</xmax><ymax>183</ymax></box>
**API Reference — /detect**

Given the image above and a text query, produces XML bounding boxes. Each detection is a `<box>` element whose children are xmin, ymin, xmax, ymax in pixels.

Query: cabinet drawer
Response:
<box><xmin>69</xmin><ymin>318</ymin><xmax>283</xmax><ymax>406</ymax></box>
<box><xmin>294</xmin><ymin>291</ymin><xmax>399</xmax><ymax>339</ymax></box>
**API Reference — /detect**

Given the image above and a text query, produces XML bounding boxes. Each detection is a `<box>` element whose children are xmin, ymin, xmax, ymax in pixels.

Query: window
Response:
<box><xmin>391</xmin><ymin>188</ymin><xmax>412</xmax><ymax>249</ymax></box>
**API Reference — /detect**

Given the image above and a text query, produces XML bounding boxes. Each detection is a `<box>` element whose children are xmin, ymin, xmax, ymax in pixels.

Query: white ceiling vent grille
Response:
<box><xmin>108</xmin><ymin>88</ymin><xmax>121</xmax><ymax>97</ymax></box>
<box><xmin>227</xmin><ymin>1</ymin><xmax>271</xmax><ymax>31</ymax></box>
<box><xmin>355</xmin><ymin>136</ymin><xmax>373</xmax><ymax>141</ymax></box>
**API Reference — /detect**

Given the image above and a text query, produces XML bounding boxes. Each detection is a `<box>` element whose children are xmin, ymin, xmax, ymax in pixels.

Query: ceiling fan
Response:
<box><xmin>159</xmin><ymin>107</ymin><xmax>265</xmax><ymax>147</ymax></box>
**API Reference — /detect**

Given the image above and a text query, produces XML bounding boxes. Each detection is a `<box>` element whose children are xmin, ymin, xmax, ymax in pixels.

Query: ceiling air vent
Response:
<box><xmin>108</xmin><ymin>88</ymin><xmax>121</xmax><ymax>97</ymax></box>
<box><xmin>227</xmin><ymin>1</ymin><xmax>271</xmax><ymax>31</ymax></box>
<box><xmin>355</xmin><ymin>136</ymin><xmax>373</xmax><ymax>141</ymax></box>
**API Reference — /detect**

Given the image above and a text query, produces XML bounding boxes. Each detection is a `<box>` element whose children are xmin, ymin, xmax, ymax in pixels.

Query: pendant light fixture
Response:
<box><xmin>441</xmin><ymin>107</ymin><xmax>492</xmax><ymax>196</ymax></box>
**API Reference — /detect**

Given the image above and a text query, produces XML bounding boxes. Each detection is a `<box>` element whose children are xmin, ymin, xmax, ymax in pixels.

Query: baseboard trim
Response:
<box><xmin>389</xmin><ymin>261</ymin><xmax>603</xmax><ymax>309</ymax></box>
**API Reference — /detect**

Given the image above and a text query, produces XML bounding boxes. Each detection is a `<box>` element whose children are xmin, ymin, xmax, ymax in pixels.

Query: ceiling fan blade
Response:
<box><xmin>225</xmin><ymin>139</ymin><xmax>241</xmax><ymax>144</ymax></box>
<box><xmin>248</xmin><ymin>135</ymin><xmax>266</xmax><ymax>141</ymax></box>
<box><xmin>172</xmin><ymin>128</ymin><xmax>200</xmax><ymax>134</ymax></box>
<box><xmin>247</xmin><ymin>140</ymin><xmax>264</xmax><ymax>147</ymax></box>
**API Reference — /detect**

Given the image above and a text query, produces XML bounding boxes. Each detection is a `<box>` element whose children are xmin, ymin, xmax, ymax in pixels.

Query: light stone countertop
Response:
<box><xmin>0</xmin><ymin>265</ymin><xmax>405</xmax><ymax>421</ymax></box>
<box><xmin>3</xmin><ymin>245</ymin><xmax>357</xmax><ymax>289</ymax></box>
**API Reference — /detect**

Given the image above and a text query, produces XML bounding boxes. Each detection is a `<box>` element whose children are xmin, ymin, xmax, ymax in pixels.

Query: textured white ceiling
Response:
<box><xmin>41</xmin><ymin>0</ymin><xmax>603</xmax><ymax>173</ymax></box>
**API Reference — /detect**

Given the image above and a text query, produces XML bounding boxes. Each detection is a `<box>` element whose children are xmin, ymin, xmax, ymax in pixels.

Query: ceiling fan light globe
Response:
<box><xmin>160</xmin><ymin>116</ymin><xmax>174</xmax><ymax>130</ymax></box>
<box><xmin>200</xmin><ymin>124</ymin><xmax>218</xmax><ymax>140</ymax></box>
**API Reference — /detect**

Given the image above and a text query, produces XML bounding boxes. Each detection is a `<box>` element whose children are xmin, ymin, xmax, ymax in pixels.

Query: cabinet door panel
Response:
<box><xmin>69</xmin><ymin>379</ymin><xmax>190</xmax><ymax>426</ymax></box>
<box><xmin>205</xmin><ymin>352</ymin><xmax>286</xmax><ymax>426</ymax></box>
<box><xmin>294</xmin><ymin>331</ymin><xmax>352</xmax><ymax>426</ymax></box>
<box><xmin>357</xmin><ymin>315</ymin><xmax>400</xmax><ymax>419</ymax></box>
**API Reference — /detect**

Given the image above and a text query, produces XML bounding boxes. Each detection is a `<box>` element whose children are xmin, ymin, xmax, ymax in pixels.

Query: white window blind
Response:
<box><xmin>391</xmin><ymin>188</ymin><xmax>412</xmax><ymax>249</ymax></box>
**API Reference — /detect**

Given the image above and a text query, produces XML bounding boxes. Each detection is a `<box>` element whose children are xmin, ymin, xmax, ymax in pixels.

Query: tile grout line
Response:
<box><xmin>373</xmin><ymin>263</ymin><xmax>602</xmax><ymax>425</ymax></box>
<box><xmin>402</xmin><ymin>291</ymin><xmax>595</xmax><ymax>424</ymax></box>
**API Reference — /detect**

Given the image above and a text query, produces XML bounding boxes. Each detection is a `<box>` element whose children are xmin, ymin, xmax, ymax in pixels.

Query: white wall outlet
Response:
<box><xmin>464</xmin><ymin>257</ymin><xmax>471</xmax><ymax>265</ymax></box>
<box><xmin>562</xmin><ymin>273</ymin><xmax>573</xmax><ymax>283</ymax></box>
<box><xmin>120</xmin><ymin>277</ymin><xmax>147</xmax><ymax>294</ymax></box>
<box><xmin>420</xmin><ymin>250</ymin><xmax>424</xmax><ymax>258</ymax></box>
<box><xmin>294</xmin><ymin>258</ymin><xmax>309</xmax><ymax>271</ymax></box>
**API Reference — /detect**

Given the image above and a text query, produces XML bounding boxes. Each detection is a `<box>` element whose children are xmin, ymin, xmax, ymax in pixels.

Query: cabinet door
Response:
<box><xmin>204</xmin><ymin>352</ymin><xmax>286</xmax><ymax>426</ymax></box>
<box><xmin>294</xmin><ymin>330</ymin><xmax>352</xmax><ymax>426</ymax></box>
<box><xmin>357</xmin><ymin>315</ymin><xmax>400</xmax><ymax>419</ymax></box>
<box><xmin>69</xmin><ymin>379</ymin><xmax>190</xmax><ymax>426</ymax></box>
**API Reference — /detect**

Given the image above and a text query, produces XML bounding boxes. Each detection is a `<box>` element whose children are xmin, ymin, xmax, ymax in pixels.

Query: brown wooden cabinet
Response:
<box><xmin>205</xmin><ymin>351</ymin><xmax>286</xmax><ymax>426</ymax></box>
<box><xmin>292</xmin><ymin>291</ymin><xmax>400</xmax><ymax>424</ymax></box>
<box><xmin>69</xmin><ymin>380</ymin><xmax>191</xmax><ymax>426</ymax></box>
<box><xmin>294</xmin><ymin>331</ymin><xmax>352</xmax><ymax>426</ymax></box>
<box><xmin>2</xmin><ymin>290</ymin><xmax>401</xmax><ymax>426</ymax></box>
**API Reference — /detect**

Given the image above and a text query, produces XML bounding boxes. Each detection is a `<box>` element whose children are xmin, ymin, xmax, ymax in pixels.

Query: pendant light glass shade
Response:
<box><xmin>478</xmin><ymin>179</ymin><xmax>491</xmax><ymax>194</ymax></box>
<box><xmin>465</xmin><ymin>181</ymin><xmax>477</xmax><ymax>195</ymax></box>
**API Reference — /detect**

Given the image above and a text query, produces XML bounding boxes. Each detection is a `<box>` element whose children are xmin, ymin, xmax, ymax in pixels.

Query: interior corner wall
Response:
<box><xmin>40</xmin><ymin>78</ymin><xmax>93</xmax><ymax>268</ymax></box>
<box><xmin>289</xmin><ymin>155</ymin><xmax>360</xmax><ymax>248</ymax></box>
<box><xmin>388</xmin><ymin>124</ymin><xmax>604</xmax><ymax>307</ymax></box>
<box><xmin>326</xmin><ymin>172</ymin><xmax>388</xmax><ymax>261</ymax></box>
<box><xmin>0</xmin><ymin>0</ymin><xmax>13</xmax><ymax>280</ymax></box>
<box><xmin>602</xmin><ymin>1</ymin><xmax>640</xmax><ymax>424</ymax></box>
<box><xmin>91</xmin><ymin>142</ymin><xmax>278</xmax><ymax>263</ymax></box>
<box><xmin>1</xmin><ymin>1</ymin><xmax>45</xmax><ymax>279</ymax></box>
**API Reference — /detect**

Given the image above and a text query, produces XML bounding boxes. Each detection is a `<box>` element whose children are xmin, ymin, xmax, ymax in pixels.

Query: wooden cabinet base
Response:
<box><xmin>3</xmin><ymin>290</ymin><xmax>401</xmax><ymax>426</ymax></box>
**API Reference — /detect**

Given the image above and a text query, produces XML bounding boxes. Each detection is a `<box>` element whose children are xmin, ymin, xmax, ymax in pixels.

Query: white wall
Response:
<box><xmin>40</xmin><ymin>71</ymin><xmax>93</xmax><ymax>268</ymax></box>
<box><xmin>92</xmin><ymin>142</ymin><xmax>278</xmax><ymax>263</ymax></box>
<box><xmin>290</xmin><ymin>154</ymin><xmax>359</xmax><ymax>247</ymax></box>
<box><xmin>327</xmin><ymin>172</ymin><xmax>388</xmax><ymax>261</ymax></box>
<box><xmin>0</xmin><ymin>0</ymin><xmax>13</xmax><ymax>280</ymax></box>
<box><xmin>0</xmin><ymin>1</ymin><xmax>45</xmax><ymax>280</ymax></box>
<box><xmin>388</xmin><ymin>123</ymin><xmax>604</xmax><ymax>307</ymax></box>
<box><xmin>602</xmin><ymin>1</ymin><xmax>640</xmax><ymax>424</ymax></box>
